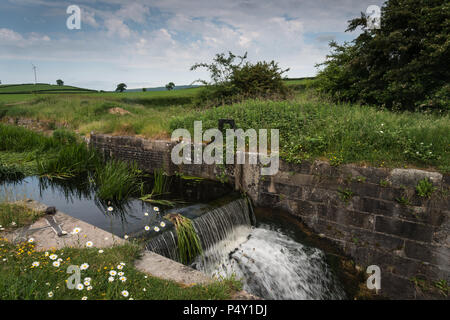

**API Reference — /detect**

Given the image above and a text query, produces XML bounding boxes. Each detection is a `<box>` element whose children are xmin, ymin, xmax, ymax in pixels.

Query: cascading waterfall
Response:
<box><xmin>146</xmin><ymin>197</ymin><xmax>346</xmax><ymax>300</ymax></box>
<box><xmin>145</xmin><ymin>198</ymin><xmax>254</xmax><ymax>262</ymax></box>
<box><xmin>193</xmin><ymin>224</ymin><xmax>346</xmax><ymax>300</ymax></box>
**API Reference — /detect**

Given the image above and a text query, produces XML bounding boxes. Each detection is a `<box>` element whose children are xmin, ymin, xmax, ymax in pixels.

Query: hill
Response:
<box><xmin>0</xmin><ymin>83</ymin><xmax>97</xmax><ymax>94</ymax></box>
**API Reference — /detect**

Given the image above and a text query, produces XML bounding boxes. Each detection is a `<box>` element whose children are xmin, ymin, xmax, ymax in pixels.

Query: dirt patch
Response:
<box><xmin>108</xmin><ymin>107</ymin><xmax>131</xmax><ymax>115</ymax></box>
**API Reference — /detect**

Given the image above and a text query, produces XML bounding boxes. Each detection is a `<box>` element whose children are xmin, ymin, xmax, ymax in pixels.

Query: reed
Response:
<box><xmin>164</xmin><ymin>213</ymin><xmax>203</xmax><ymax>265</ymax></box>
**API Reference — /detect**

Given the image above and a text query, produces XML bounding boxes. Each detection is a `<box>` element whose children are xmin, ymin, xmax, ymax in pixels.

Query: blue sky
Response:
<box><xmin>0</xmin><ymin>0</ymin><xmax>385</xmax><ymax>90</ymax></box>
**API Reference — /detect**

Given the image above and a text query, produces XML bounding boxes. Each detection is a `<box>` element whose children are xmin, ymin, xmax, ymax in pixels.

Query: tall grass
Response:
<box><xmin>164</xmin><ymin>213</ymin><xmax>203</xmax><ymax>265</ymax></box>
<box><xmin>170</xmin><ymin>92</ymin><xmax>450</xmax><ymax>172</ymax></box>
<box><xmin>0</xmin><ymin>124</ymin><xmax>59</xmax><ymax>153</ymax></box>
<box><xmin>37</xmin><ymin>144</ymin><xmax>101</xmax><ymax>179</ymax></box>
<box><xmin>95</xmin><ymin>160</ymin><xmax>143</xmax><ymax>201</ymax></box>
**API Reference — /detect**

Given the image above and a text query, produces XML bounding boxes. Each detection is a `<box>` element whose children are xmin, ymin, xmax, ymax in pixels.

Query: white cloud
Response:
<box><xmin>0</xmin><ymin>28</ymin><xmax>23</xmax><ymax>42</ymax></box>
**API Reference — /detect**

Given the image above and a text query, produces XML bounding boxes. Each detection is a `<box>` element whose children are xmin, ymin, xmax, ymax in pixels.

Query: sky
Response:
<box><xmin>0</xmin><ymin>0</ymin><xmax>385</xmax><ymax>91</ymax></box>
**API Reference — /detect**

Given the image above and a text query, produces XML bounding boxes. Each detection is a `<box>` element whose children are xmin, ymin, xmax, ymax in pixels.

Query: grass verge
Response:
<box><xmin>0</xmin><ymin>238</ymin><xmax>239</xmax><ymax>300</ymax></box>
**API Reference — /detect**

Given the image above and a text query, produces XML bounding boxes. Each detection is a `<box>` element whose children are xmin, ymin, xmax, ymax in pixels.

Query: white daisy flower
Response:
<box><xmin>118</xmin><ymin>271</ymin><xmax>124</xmax><ymax>276</ymax></box>
<box><xmin>121</xmin><ymin>290</ymin><xmax>129</xmax><ymax>297</ymax></box>
<box><xmin>28</xmin><ymin>238</ymin><xmax>34</xmax><ymax>243</ymax></box>
<box><xmin>119</xmin><ymin>276</ymin><xmax>127</xmax><ymax>282</ymax></box>
<box><xmin>144</xmin><ymin>212</ymin><xmax>149</xmax><ymax>216</ymax></box>
<box><xmin>53</xmin><ymin>261</ymin><xmax>60</xmax><ymax>267</ymax></box>
<box><xmin>80</xmin><ymin>263</ymin><xmax>89</xmax><ymax>270</ymax></box>
<box><xmin>124</xmin><ymin>235</ymin><xmax>129</xmax><ymax>239</ymax></box>
<box><xmin>153</xmin><ymin>207</ymin><xmax>159</xmax><ymax>212</ymax></box>
<box><xmin>143</xmin><ymin>288</ymin><xmax>146</xmax><ymax>292</ymax></box>
<box><xmin>32</xmin><ymin>261</ymin><xmax>40</xmax><ymax>267</ymax></box>
<box><xmin>87</xmin><ymin>286</ymin><xmax>93</xmax><ymax>291</ymax></box>
<box><xmin>154</xmin><ymin>226</ymin><xmax>160</xmax><ymax>232</ymax></box>
<box><xmin>72</xmin><ymin>227</ymin><xmax>81</xmax><ymax>234</ymax></box>
<box><xmin>107</xmin><ymin>206</ymin><xmax>114</xmax><ymax>212</ymax></box>
<box><xmin>117</xmin><ymin>265</ymin><xmax>123</xmax><ymax>270</ymax></box>
<box><xmin>11</xmin><ymin>221</ymin><xmax>16</xmax><ymax>226</ymax></box>
<box><xmin>48</xmin><ymin>291</ymin><xmax>53</xmax><ymax>298</ymax></box>
<box><xmin>129</xmin><ymin>297</ymin><xmax>134</xmax><ymax>300</ymax></box>
<box><xmin>108</xmin><ymin>277</ymin><xmax>115</xmax><ymax>282</ymax></box>
<box><xmin>57</xmin><ymin>258</ymin><xmax>63</xmax><ymax>262</ymax></box>
<box><xmin>120</xmin><ymin>262</ymin><xmax>125</xmax><ymax>266</ymax></box>
<box><xmin>86</xmin><ymin>241</ymin><xmax>93</xmax><ymax>248</ymax></box>
<box><xmin>76</xmin><ymin>283</ymin><xmax>84</xmax><ymax>290</ymax></box>
<box><xmin>81</xmin><ymin>296</ymin><xmax>88</xmax><ymax>300</ymax></box>
<box><xmin>98</xmin><ymin>249</ymin><xmax>104</xmax><ymax>254</ymax></box>
<box><xmin>84</xmin><ymin>280</ymin><xmax>91</xmax><ymax>286</ymax></box>
<box><xmin>160</xmin><ymin>222</ymin><xmax>166</xmax><ymax>227</ymax></box>
<box><xmin>109</xmin><ymin>270</ymin><xmax>117</xmax><ymax>276</ymax></box>
<box><xmin>49</xmin><ymin>254</ymin><xmax>57</xmax><ymax>260</ymax></box>
<box><xmin>144</xmin><ymin>226</ymin><xmax>150</xmax><ymax>231</ymax></box>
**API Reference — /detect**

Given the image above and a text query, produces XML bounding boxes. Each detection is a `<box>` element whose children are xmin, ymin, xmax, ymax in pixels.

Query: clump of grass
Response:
<box><xmin>0</xmin><ymin>203</ymin><xmax>43</xmax><ymax>230</ymax></box>
<box><xmin>37</xmin><ymin>144</ymin><xmax>101</xmax><ymax>179</ymax></box>
<box><xmin>0</xmin><ymin>163</ymin><xmax>25</xmax><ymax>181</ymax></box>
<box><xmin>164</xmin><ymin>213</ymin><xmax>202</xmax><ymax>265</ymax></box>
<box><xmin>0</xmin><ymin>123</ymin><xmax>59</xmax><ymax>153</ymax></box>
<box><xmin>95</xmin><ymin>160</ymin><xmax>143</xmax><ymax>201</ymax></box>
<box><xmin>416</xmin><ymin>178</ymin><xmax>436</xmax><ymax>198</ymax></box>
<box><xmin>337</xmin><ymin>187</ymin><xmax>354</xmax><ymax>203</ymax></box>
<box><xmin>152</xmin><ymin>169</ymin><xmax>170</xmax><ymax>195</ymax></box>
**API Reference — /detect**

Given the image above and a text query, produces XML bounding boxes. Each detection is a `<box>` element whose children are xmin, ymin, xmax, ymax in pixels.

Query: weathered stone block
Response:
<box><xmin>375</xmin><ymin>216</ymin><xmax>434</xmax><ymax>243</ymax></box>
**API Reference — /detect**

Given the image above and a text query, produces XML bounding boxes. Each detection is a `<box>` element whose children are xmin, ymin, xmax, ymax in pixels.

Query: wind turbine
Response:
<box><xmin>31</xmin><ymin>63</ymin><xmax>37</xmax><ymax>84</ymax></box>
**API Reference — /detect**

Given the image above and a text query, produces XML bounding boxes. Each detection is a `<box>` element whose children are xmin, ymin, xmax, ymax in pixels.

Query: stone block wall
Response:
<box><xmin>90</xmin><ymin>133</ymin><xmax>449</xmax><ymax>299</ymax></box>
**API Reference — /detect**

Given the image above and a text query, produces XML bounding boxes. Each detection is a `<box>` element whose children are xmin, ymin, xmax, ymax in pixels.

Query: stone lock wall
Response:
<box><xmin>90</xmin><ymin>134</ymin><xmax>449</xmax><ymax>299</ymax></box>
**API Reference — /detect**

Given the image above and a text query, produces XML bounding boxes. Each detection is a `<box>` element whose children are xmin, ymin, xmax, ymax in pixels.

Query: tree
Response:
<box><xmin>142</xmin><ymin>87</ymin><xmax>147</xmax><ymax>92</ymax></box>
<box><xmin>191</xmin><ymin>51</ymin><xmax>290</xmax><ymax>105</ymax></box>
<box><xmin>115</xmin><ymin>83</ymin><xmax>127</xmax><ymax>93</ymax></box>
<box><xmin>56</xmin><ymin>79</ymin><xmax>64</xmax><ymax>86</ymax></box>
<box><xmin>165</xmin><ymin>82</ymin><xmax>175</xmax><ymax>91</ymax></box>
<box><xmin>316</xmin><ymin>0</ymin><xmax>450</xmax><ymax>111</ymax></box>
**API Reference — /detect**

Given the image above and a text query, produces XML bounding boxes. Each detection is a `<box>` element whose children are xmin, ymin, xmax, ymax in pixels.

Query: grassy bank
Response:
<box><xmin>0</xmin><ymin>203</ymin><xmax>44</xmax><ymax>231</ymax></box>
<box><xmin>0</xmin><ymin>237</ymin><xmax>239</xmax><ymax>300</ymax></box>
<box><xmin>170</xmin><ymin>91</ymin><xmax>450</xmax><ymax>173</ymax></box>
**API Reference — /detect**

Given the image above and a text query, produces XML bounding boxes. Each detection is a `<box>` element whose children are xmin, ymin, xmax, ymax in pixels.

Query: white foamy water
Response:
<box><xmin>193</xmin><ymin>224</ymin><xmax>346</xmax><ymax>300</ymax></box>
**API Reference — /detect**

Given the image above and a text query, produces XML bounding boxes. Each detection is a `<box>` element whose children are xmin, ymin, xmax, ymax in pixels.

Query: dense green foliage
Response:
<box><xmin>316</xmin><ymin>0</ymin><xmax>449</xmax><ymax>111</ymax></box>
<box><xmin>191</xmin><ymin>51</ymin><xmax>290</xmax><ymax>105</ymax></box>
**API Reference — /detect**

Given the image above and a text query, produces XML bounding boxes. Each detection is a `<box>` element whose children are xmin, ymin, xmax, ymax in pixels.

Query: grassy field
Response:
<box><xmin>0</xmin><ymin>82</ymin><xmax>449</xmax><ymax>173</ymax></box>
<box><xmin>0</xmin><ymin>83</ymin><xmax>97</xmax><ymax>94</ymax></box>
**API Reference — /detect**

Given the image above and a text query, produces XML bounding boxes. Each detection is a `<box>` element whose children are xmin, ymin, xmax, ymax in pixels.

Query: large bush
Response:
<box><xmin>191</xmin><ymin>52</ymin><xmax>290</xmax><ymax>106</ymax></box>
<box><xmin>316</xmin><ymin>0</ymin><xmax>449</xmax><ymax>111</ymax></box>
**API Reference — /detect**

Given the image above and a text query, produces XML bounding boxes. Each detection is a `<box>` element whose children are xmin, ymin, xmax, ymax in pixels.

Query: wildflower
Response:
<box><xmin>109</xmin><ymin>270</ymin><xmax>117</xmax><ymax>276</ymax></box>
<box><xmin>76</xmin><ymin>283</ymin><xmax>84</xmax><ymax>290</ymax></box>
<box><xmin>45</xmin><ymin>252</ymin><xmax>49</xmax><ymax>257</ymax></box>
<box><xmin>117</xmin><ymin>265</ymin><xmax>123</xmax><ymax>270</ymax></box>
<box><xmin>28</xmin><ymin>238</ymin><xmax>34</xmax><ymax>243</ymax></box>
<box><xmin>107</xmin><ymin>207</ymin><xmax>114</xmax><ymax>212</ymax></box>
<box><xmin>160</xmin><ymin>222</ymin><xmax>166</xmax><ymax>228</ymax></box>
<box><xmin>124</xmin><ymin>235</ymin><xmax>129</xmax><ymax>240</ymax></box>
<box><xmin>120</xmin><ymin>262</ymin><xmax>125</xmax><ymax>266</ymax></box>
<box><xmin>119</xmin><ymin>276</ymin><xmax>127</xmax><ymax>282</ymax></box>
<box><xmin>129</xmin><ymin>298</ymin><xmax>134</xmax><ymax>300</ymax></box>
<box><xmin>72</xmin><ymin>227</ymin><xmax>81</xmax><ymax>234</ymax></box>
<box><xmin>144</xmin><ymin>212</ymin><xmax>149</xmax><ymax>216</ymax></box>
<box><xmin>57</xmin><ymin>258</ymin><xmax>63</xmax><ymax>262</ymax></box>
<box><xmin>87</xmin><ymin>286</ymin><xmax>93</xmax><ymax>291</ymax></box>
<box><xmin>154</xmin><ymin>226</ymin><xmax>160</xmax><ymax>232</ymax></box>
<box><xmin>86</xmin><ymin>241</ymin><xmax>93</xmax><ymax>248</ymax></box>
<box><xmin>121</xmin><ymin>290</ymin><xmax>129</xmax><ymax>298</ymax></box>
<box><xmin>118</xmin><ymin>271</ymin><xmax>124</xmax><ymax>276</ymax></box>
<box><xmin>48</xmin><ymin>292</ymin><xmax>53</xmax><ymax>298</ymax></box>
<box><xmin>98</xmin><ymin>250</ymin><xmax>104</xmax><ymax>254</ymax></box>
<box><xmin>82</xmin><ymin>296</ymin><xmax>88</xmax><ymax>300</ymax></box>
<box><xmin>32</xmin><ymin>261</ymin><xmax>40</xmax><ymax>267</ymax></box>
<box><xmin>153</xmin><ymin>207</ymin><xmax>159</xmax><ymax>212</ymax></box>
<box><xmin>84</xmin><ymin>280</ymin><xmax>91</xmax><ymax>286</ymax></box>
<box><xmin>144</xmin><ymin>226</ymin><xmax>150</xmax><ymax>231</ymax></box>
<box><xmin>49</xmin><ymin>254</ymin><xmax>58</xmax><ymax>260</ymax></box>
<box><xmin>80</xmin><ymin>263</ymin><xmax>89</xmax><ymax>270</ymax></box>
<box><xmin>53</xmin><ymin>261</ymin><xmax>60</xmax><ymax>267</ymax></box>
<box><xmin>84</xmin><ymin>277</ymin><xmax>91</xmax><ymax>282</ymax></box>
<box><xmin>143</xmin><ymin>288</ymin><xmax>146</xmax><ymax>292</ymax></box>
<box><xmin>108</xmin><ymin>277</ymin><xmax>115</xmax><ymax>282</ymax></box>
<box><xmin>11</xmin><ymin>221</ymin><xmax>16</xmax><ymax>226</ymax></box>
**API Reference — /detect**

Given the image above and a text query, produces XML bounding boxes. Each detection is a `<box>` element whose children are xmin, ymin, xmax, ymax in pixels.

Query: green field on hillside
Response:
<box><xmin>0</xmin><ymin>81</ymin><xmax>448</xmax><ymax>173</ymax></box>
